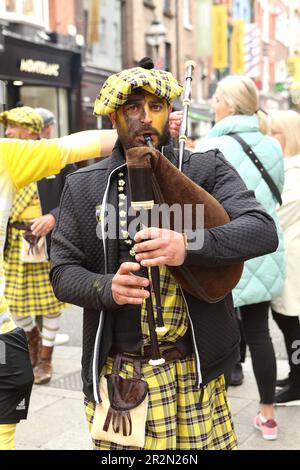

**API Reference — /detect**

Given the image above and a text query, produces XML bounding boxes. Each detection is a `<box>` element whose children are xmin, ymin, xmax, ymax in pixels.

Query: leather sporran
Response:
<box><xmin>21</xmin><ymin>235</ymin><xmax>47</xmax><ymax>263</ymax></box>
<box><xmin>91</xmin><ymin>355</ymin><xmax>148</xmax><ymax>447</ymax></box>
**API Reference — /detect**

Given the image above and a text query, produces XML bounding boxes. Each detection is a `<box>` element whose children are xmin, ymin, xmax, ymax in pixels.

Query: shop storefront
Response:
<box><xmin>81</xmin><ymin>66</ymin><xmax>112</xmax><ymax>131</ymax></box>
<box><xmin>0</xmin><ymin>30</ymin><xmax>81</xmax><ymax>137</ymax></box>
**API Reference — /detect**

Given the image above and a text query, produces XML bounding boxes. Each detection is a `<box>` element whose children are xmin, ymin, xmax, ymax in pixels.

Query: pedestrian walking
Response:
<box><xmin>0</xmin><ymin>106</ymin><xmax>76</xmax><ymax>385</ymax></box>
<box><xmin>269</xmin><ymin>110</ymin><xmax>300</xmax><ymax>406</ymax></box>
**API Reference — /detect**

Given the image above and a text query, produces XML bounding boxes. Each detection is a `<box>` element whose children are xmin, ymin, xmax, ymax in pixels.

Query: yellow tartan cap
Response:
<box><xmin>93</xmin><ymin>67</ymin><xmax>183</xmax><ymax>116</ymax></box>
<box><xmin>0</xmin><ymin>106</ymin><xmax>43</xmax><ymax>134</ymax></box>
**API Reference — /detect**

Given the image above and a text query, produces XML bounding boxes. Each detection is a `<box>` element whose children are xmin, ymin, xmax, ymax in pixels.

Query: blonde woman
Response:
<box><xmin>269</xmin><ymin>110</ymin><xmax>300</xmax><ymax>406</ymax></box>
<box><xmin>195</xmin><ymin>75</ymin><xmax>285</xmax><ymax>440</ymax></box>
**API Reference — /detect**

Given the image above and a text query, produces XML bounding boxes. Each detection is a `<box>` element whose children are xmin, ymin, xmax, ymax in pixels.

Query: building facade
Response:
<box><xmin>0</xmin><ymin>0</ymin><xmax>82</xmax><ymax>136</ymax></box>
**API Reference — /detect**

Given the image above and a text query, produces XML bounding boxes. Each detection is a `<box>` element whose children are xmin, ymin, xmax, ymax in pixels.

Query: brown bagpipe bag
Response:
<box><xmin>126</xmin><ymin>146</ymin><xmax>244</xmax><ymax>303</ymax></box>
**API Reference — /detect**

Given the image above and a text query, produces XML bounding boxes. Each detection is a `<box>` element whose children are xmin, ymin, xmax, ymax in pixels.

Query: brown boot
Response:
<box><xmin>26</xmin><ymin>325</ymin><xmax>41</xmax><ymax>368</ymax></box>
<box><xmin>34</xmin><ymin>346</ymin><xmax>53</xmax><ymax>385</ymax></box>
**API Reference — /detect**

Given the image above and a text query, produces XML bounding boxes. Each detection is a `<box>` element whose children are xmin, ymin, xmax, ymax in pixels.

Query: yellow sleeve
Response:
<box><xmin>1</xmin><ymin>130</ymin><xmax>103</xmax><ymax>190</ymax></box>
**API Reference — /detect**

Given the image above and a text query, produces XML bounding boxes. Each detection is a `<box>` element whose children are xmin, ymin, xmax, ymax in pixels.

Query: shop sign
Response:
<box><xmin>231</xmin><ymin>20</ymin><xmax>245</xmax><ymax>75</ymax></box>
<box><xmin>0</xmin><ymin>36</ymin><xmax>76</xmax><ymax>87</ymax></box>
<box><xmin>212</xmin><ymin>5</ymin><xmax>228</xmax><ymax>69</ymax></box>
<box><xmin>20</xmin><ymin>58</ymin><xmax>60</xmax><ymax>77</ymax></box>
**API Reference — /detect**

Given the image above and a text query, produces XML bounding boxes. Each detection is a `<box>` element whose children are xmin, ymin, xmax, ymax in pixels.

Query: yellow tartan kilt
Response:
<box><xmin>4</xmin><ymin>226</ymin><xmax>66</xmax><ymax>317</ymax></box>
<box><xmin>84</xmin><ymin>355</ymin><xmax>238</xmax><ymax>450</ymax></box>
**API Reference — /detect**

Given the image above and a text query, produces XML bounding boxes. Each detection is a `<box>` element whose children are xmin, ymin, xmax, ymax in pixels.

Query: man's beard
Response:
<box><xmin>118</xmin><ymin>121</ymin><xmax>171</xmax><ymax>151</ymax></box>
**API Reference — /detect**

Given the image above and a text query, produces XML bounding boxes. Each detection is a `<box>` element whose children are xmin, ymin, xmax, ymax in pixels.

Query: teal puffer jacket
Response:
<box><xmin>196</xmin><ymin>114</ymin><xmax>285</xmax><ymax>307</ymax></box>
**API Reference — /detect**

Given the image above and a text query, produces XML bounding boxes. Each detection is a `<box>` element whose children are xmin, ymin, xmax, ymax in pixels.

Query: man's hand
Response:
<box><xmin>169</xmin><ymin>111</ymin><xmax>183</xmax><ymax>138</ymax></box>
<box><xmin>112</xmin><ymin>262</ymin><xmax>150</xmax><ymax>305</ymax></box>
<box><xmin>134</xmin><ymin>228</ymin><xmax>187</xmax><ymax>268</ymax></box>
<box><xmin>31</xmin><ymin>214</ymin><xmax>56</xmax><ymax>237</ymax></box>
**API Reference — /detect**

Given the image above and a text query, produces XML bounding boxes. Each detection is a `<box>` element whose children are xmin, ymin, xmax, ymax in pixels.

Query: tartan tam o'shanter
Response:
<box><xmin>0</xmin><ymin>106</ymin><xmax>43</xmax><ymax>135</ymax></box>
<box><xmin>93</xmin><ymin>66</ymin><xmax>183</xmax><ymax>116</ymax></box>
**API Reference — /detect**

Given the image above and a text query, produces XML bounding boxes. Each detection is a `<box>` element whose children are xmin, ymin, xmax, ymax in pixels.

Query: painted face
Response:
<box><xmin>5</xmin><ymin>122</ymin><xmax>38</xmax><ymax>139</ymax></box>
<box><xmin>212</xmin><ymin>88</ymin><xmax>234</xmax><ymax>123</ymax></box>
<box><xmin>113</xmin><ymin>90</ymin><xmax>171</xmax><ymax>150</ymax></box>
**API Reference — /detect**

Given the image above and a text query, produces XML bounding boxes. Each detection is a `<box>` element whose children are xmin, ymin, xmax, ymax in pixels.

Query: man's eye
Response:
<box><xmin>126</xmin><ymin>104</ymin><xmax>138</xmax><ymax>112</ymax></box>
<box><xmin>151</xmin><ymin>104</ymin><xmax>163</xmax><ymax>111</ymax></box>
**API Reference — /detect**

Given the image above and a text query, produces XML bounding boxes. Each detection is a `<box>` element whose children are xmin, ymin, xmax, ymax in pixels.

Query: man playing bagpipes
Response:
<box><xmin>50</xmin><ymin>59</ymin><xmax>279</xmax><ymax>450</ymax></box>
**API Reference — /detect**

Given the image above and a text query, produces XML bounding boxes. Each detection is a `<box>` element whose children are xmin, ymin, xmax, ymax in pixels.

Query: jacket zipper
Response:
<box><xmin>180</xmin><ymin>287</ymin><xmax>202</xmax><ymax>388</ymax></box>
<box><xmin>92</xmin><ymin>309</ymin><xmax>104</xmax><ymax>403</ymax></box>
<box><xmin>100</xmin><ymin>163</ymin><xmax>126</xmax><ymax>272</ymax></box>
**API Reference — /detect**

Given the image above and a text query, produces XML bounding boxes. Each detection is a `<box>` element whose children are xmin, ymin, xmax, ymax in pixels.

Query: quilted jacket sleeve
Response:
<box><xmin>184</xmin><ymin>151</ymin><xmax>279</xmax><ymax>267</ymax></box>
<box><xmin>50</xmin><ymin>181</ymin><xmax>118</xmax><ymax>311</ymax></box>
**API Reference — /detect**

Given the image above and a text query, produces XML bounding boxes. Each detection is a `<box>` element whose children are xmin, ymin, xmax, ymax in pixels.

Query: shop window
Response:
<box><xmin>84</xmin><ymin>0</ymin><xmax>121</xmax><ymax>72</ymax></box>
<box><xmin>19</xmin><ymin>86</ymin><xmax>68</xmax><ymax>138</ymax></box>
<box><xmin>165</xmin><ymin>42</ymin><xmax>171</xmax><ymax>72</ymax></box>
<box><xmin>5</xmin><ymin>0</ymin><xmax>17</xmax><ymax>13</ymax></box>
<box><xmin>143</xmin><ymin>0</ymin><xmax>155</xmax><ymax>9</ymax></box>
<box><xmin>183</xmin><ymin>0</ymin><xmax>193</xmax><ymax>30</ymax></box>
<box><xmin>0</xmin><ymin>0</ymin><xmax>49</xmax><ymax>27</ymax></box>
<box><xmin>164</xmin><ymin>0</ymin><xmax>173</xmax><ymax>18</ymax></box>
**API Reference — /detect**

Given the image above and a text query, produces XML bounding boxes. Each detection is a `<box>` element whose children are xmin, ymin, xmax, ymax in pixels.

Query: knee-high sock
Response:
<box><xmin>0</xmin><ymin>424</ymin><xmax>16</xmax><ymax>450</ymax></box>
<box><xmin>13</xmin><ymin>316</ymin><xmax>35</xmax><ymax>333</ymax></box>
<box><xmin>42</xmin><ymin>312</ymin><xmax>61</xmax><ymax>347</ymax></box>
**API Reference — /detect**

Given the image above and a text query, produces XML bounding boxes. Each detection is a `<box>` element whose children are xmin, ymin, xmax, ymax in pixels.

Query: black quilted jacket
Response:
<box><xmin>50</xmin><ymin>142</ymin><xmax>279</xmax><ymax>402</ymax></box>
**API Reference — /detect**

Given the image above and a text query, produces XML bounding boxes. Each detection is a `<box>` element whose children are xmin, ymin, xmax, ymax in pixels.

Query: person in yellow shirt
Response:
<box><xmin>0</xmin><ymin>107</ymin><xmax>76</xmax><ymax>387</ymax></box>
<box><xmin>0</xmin><ymin>112</ymin><xmax>117</xmax><ymax>450</ymax></box>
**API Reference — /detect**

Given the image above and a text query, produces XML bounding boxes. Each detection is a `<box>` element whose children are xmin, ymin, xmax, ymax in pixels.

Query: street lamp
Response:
<box><xmin>145</xmin><ymin>18</ymin><xmax>167</xmax><ymax>67</ymax></box>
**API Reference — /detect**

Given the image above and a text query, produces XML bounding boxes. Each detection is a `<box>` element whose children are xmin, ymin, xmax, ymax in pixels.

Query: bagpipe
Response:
<box><xmin>125</xmin><ymin>62</ymin><xmax>244</xmax><ymax>365</ymax></box>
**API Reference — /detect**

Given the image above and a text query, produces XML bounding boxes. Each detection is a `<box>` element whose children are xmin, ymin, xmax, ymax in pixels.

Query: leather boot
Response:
<box><xmin>229</xmin><ymin>363</ymin><xmax>244</xmax><ymax>386</ymax></box>
<box><xmin>25</xmin><ymin>325</ymin><xmax>41</xmax><ymax>368</ymax></box>
<box><xmin>34</xmin><ymin>346</ymin><xmax>53</xmax><ymax>385</ymax></box>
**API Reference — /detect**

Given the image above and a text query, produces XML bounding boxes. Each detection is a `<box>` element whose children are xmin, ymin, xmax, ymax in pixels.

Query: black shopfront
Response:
<box><xmin>0</xmin><ymin>30</ymin><xmax>82</xmax><ymax>137</ymax></box>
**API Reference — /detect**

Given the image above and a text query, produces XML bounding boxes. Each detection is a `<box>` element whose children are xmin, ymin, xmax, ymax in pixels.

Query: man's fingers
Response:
<box><xmin>134</xmin><ymin>227</ymin><xmax>160</xmax><ymax>243</ymax></box>
<box><xmin>117</xmin><ymin>262</ymin><xmax>141</xmax><ymax>274</ymax></box>
<box><xmin>134</xmin><ymin>238</ymin><xmax>162</xmax><ymax>253</ymax></box>
<box><xmin>135</xmin><ymin>248</ymin><xmax>162</xmax><ymax>262</ymax></box>
<box><xmin>114</xmin><ymin>273</ymin><xmax>149</xmax><ymax>288</ymax></box>
<box><xmin>114</xmin><ymin>286</ymin><xmax>150</xmax><ymax>299</ymax></box>
<box><xmin>30</xmin><ymin>222</ymin><xmax>39</xmax><ymax>231</ymax></box>
<box><xmin>140</xmin><ymin>256</ymin><xmax>166</xmax><ymax>267</ymax></box>
<box><xmin>116</xmin><ymin>296</ymin><xmax>147</xmax><ymax>305</ymax></box>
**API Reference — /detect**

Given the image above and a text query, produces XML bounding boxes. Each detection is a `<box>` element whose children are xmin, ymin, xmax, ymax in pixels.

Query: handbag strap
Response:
<box><xmin>228</xmin><ymin>133</ymin><xmax>282</xmax><ymax>205</ymax></box>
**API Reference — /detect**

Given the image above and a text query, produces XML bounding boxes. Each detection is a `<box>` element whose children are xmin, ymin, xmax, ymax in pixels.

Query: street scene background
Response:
<box><xmin>0</xmin><ymin>0</ymin><xmax>300</xmax><ymax>451</ymax></box>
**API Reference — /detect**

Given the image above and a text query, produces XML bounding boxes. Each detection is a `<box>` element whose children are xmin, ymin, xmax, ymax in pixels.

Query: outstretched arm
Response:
<box><xmin>1</xmin><ymin>129</ymin><xmax>117</xmax><ymax>190</ymax></box>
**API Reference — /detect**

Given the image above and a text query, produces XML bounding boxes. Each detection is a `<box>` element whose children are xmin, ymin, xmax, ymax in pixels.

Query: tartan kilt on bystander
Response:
<box><xmin>4</xmin><ymin>183</ymin><xmax>66</xmax><ymax>317</ymax></box>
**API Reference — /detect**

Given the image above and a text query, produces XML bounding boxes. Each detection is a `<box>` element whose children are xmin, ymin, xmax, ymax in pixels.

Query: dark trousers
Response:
<box><xmin>272</xmin><ymin>310</ymin><xmax>300</xmax><ymax>388</ymax></box>
<box><xmin>238</xmin><ymin>301</ymin><xmax>276</xmax><ymax>404</ymax></box>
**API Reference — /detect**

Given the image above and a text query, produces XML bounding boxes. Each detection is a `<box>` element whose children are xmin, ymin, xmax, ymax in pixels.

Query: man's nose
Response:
<box><xmin>140</xmin><ymin>106</ymin><xmax>152</xmax><ymax>124</ymax></box>
<box><xmin>5</xmin><ymin>128</ymin><xmax>12</xmax><ymax>137</ymax></box>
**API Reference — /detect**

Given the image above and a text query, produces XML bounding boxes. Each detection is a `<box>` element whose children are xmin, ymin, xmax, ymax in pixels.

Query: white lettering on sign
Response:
<box><xmin>20</xmin><ymin>59</ymin><xmax>60</xmax><ymax>77</ymax></box>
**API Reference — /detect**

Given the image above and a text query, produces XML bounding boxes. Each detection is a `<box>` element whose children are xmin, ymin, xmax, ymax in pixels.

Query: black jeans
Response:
<box><xmin>272</xmin><ymin>310</ymin><xmax>300</xmax><ymax>388</ymax></box>
<box><xmin>238</xmin><ymin>301</ymin><xmax>276</xmax><ymax>404</ymax></box>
